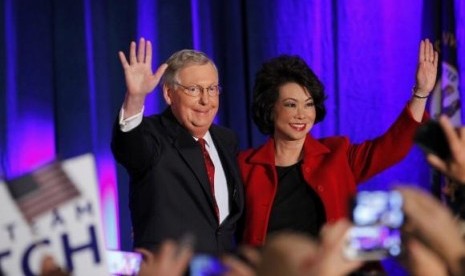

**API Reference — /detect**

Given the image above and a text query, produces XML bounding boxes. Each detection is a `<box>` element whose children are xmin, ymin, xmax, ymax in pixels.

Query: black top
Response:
<box><xmin>267</xmin><ymin>162</ymin><xmax>325</xmax><ymax>237</ymax></box>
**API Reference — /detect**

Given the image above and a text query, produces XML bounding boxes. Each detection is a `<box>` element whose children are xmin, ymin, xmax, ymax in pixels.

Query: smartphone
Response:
<box><xmin>107</xmin><ymin>250</ymin><xmax>142</xmax><ymax>275</ymax></box>
<box><xmin>343</xmin><ymin>190</ymin><xmax>404</xmax><ymax>261</ymax></box>
<box><xmin>189</xmin><ymin>254</ymin><xmax>228</xmax><ymax>276</ymax></box>
<box><xmin>414</xmin><ymin>120</ymin><xmax>451</xmax><ymax>160</ymax></box>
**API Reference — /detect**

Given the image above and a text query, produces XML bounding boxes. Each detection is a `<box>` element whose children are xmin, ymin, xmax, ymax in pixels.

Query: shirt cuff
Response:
<box><xmin>119</xmin><ymin>106</ymin><xmax>144</xmax><ymax>132</ymax></box>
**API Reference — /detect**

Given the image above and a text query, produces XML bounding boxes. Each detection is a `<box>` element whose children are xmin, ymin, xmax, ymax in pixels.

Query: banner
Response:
<box><xmin>0</xmin><ymin>154</ymin><xmax>108</xmax><ymax>275</ymax></box>
<box><xmin>429</xmin><ymin>0</ymin><xmax>461</xmax><ymax>124</ymax></box>
<box><xmin>422</xmin><ymin>0</ymin><xmax>461</xmax><ymax>198</ymax></box>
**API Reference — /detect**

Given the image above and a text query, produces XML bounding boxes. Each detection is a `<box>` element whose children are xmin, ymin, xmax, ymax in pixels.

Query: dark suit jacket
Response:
<box><xmin>111</xmin><ymin>108</ymin><xmax>244</xmax><ymax>254</ymax></box>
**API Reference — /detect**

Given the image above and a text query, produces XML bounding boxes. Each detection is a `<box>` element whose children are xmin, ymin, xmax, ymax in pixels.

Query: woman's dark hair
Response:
<box><xmin>252</xmin><ymin>55</ymin><xmax>327</xmax><ymax>135</ymax></box>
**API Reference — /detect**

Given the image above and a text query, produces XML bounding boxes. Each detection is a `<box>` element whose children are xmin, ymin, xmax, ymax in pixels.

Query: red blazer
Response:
<box><xmin>238</xmin><ymin>105</ymin><xmax>426</xmax><ymax>246</ymax></box>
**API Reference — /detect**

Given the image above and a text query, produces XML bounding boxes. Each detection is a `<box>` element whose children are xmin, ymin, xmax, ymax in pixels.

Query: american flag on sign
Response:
<box><xmin>6</xmin><ymin>162</ymin><xmax>81</xmax><ymax>223</ymax></box>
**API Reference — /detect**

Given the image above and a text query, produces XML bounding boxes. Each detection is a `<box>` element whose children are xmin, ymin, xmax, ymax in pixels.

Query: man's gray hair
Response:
<box><xmin>161</xmin><ymin>49</ymin><xmax>217</xmax><ymax>86</ymax></box>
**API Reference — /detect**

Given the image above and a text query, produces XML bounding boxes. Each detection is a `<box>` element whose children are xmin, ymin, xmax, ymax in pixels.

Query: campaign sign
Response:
<box><xmin>0</xmin><ymin>154</ymin><xmax>108</xmax><ymax>275</ymax></box>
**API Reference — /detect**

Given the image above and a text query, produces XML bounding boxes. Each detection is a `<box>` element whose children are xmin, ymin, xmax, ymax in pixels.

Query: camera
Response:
<box><xmin>107</xmin><ymin>250</ymin><xmax>142</xmax><ymax>275</ymax></box>
<box><xmin>414</xmin><ymin>119</ymin><xmax>451</xmax><ymax>160</ymax></box>
<box><xmin>343</xmin><ymin>190</ymin><xmax>404</xmax><ymax>261</ymax></box>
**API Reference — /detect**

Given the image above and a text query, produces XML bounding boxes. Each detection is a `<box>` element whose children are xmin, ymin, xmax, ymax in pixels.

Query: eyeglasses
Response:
<box><xmin>174</xmin><ymin>82</ymin><xmax>222</xmax><ymax>97</ymax></box>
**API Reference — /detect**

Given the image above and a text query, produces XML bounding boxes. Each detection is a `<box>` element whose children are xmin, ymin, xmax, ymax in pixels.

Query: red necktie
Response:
<box><xmin>198</xmin><ymin>138</ymin><xmax>219</xmax><ymax>221</ymax></box>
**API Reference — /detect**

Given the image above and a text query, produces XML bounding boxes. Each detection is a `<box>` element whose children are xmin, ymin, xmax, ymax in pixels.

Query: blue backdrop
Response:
<box><xmin>1</xmin><ymin>1</ymin><xmax>464</xmax><ymax>273</ymax></box>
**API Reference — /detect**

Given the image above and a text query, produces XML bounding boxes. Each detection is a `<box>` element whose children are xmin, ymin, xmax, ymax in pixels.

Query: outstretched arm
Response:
<box><xmin>408</xmin><ymin>39</ymin><xmax>439</xmax><ymax>122</ymax></box>
<box><xmin>119</xmin><ymin>37</ymin><xmax>167</xmax><ymax>118</ymax></box>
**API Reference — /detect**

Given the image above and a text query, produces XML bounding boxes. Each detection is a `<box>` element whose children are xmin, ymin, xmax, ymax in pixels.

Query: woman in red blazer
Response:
<box><xmin>238</xmin><ymin>39</ymin><xmax>438</xmax><ymax>247</ymax></box>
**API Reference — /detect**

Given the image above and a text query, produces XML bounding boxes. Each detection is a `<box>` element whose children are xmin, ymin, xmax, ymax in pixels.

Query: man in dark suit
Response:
<box><xmin>111</xmin><ymin>38</ymin><xmax>244</xmax><ymax>254</ymax></box>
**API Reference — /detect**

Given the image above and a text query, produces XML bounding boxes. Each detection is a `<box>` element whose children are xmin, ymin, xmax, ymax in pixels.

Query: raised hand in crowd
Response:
<box><xmin>255</xmin><ymin>219</ymin><xmax>362</xmax><ymax>276</ymax></box>
<box><xmin>401</xmin><ymin>237</ymin><xmax>448</xmax><ymax>276</ymax></box>
<box><xmin>426</xmin><ymin>115</ymin><xmax>465</xmax><ymax>184</ymax></box>
<box><xmin>397</xmin><ymin>186</ymin><xmax>465</xmax><ymax>276</ymax></box>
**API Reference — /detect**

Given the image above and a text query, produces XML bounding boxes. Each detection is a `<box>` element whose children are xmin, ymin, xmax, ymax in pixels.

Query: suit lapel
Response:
<box><xmin>160</xmin><ymin>109</ymin><xmax>243</xmax><ymax>222</ymax></box>
<box><xmin>160</xmin><ymin>109</ymin><xmax>217</xmax><ymax>209</ymax></box>
<box><xmin>210</xmin><ymin>127</ymin><xmax>243</xmax><ymax>218</ymax></box>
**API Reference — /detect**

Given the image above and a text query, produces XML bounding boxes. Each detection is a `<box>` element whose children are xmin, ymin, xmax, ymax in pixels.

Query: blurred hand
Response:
<box><xmin>222</xmin><ymin>245</ymin><xmax>260</xmax><ymax>276</ymax></box>
<box><xmin>256</xmin><ymin>232</ymin><xmax>317</xmax><ymax>276</ymax></box>
<box><xmin>39</xmin><ymin>255</ymin><xmax>69</xmax><ymax>276</ymax></box>
<box><xmin>402</xmin><ymin>237</ymin><xmax>448</xmax><ymax>276</ymax></box>
<box><xmin>303</xmin><ymin>219</ymin><xmax>363</xmax><ymax>276</ymax></box>
<box><xmin>397</xmin><ymin>186</ymin><xmax>465</xmax><ymax>276</ymax></box>
<box><xmin>427</xmin><ymin>115</ymin><xmax>465</xmax><ymax>184</ymax></box>
<box><xmin>255</xmin><ymin>220</ymin><xmax>362</xmax><ymax>276</ymax></box>
<box><xmin>136</xmin><ymin>239</ymin><xmax>193</xmax><ymax>276</ymax></box>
